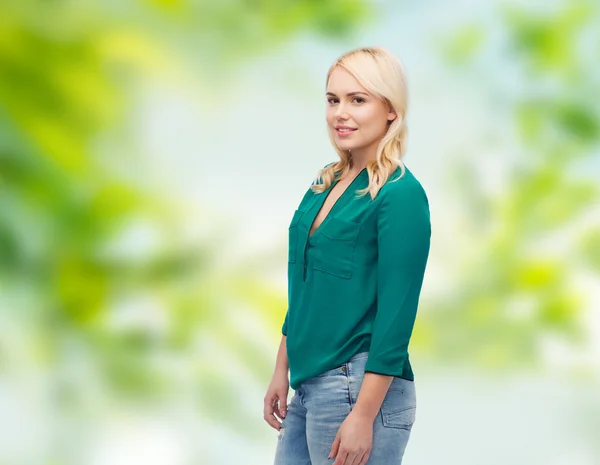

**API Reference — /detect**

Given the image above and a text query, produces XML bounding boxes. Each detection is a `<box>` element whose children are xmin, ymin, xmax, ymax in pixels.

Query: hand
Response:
<box><xmin>263</xmin><ymin>369</ymin><xmax>289</xmax><ymax>431</ymax></box>
<box><xmin>329</xmin><ymin>410</ymin><xmax>373</xmax><ymax>465</ymax></box>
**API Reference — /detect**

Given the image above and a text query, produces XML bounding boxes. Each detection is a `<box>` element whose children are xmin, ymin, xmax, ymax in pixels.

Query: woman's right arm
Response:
<box><xmin>274</xmin><ymin>335</ymin><xmax>289</xmax><ymax>375</ymax></box>
<box><xmin>263</xmin><ymin>335</ymin><xmax>290</xmax><ymax>431</ymax></box>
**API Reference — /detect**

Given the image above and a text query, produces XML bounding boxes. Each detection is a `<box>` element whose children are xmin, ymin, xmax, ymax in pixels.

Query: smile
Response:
<box><xmin>335</xmin><ymin>128</ymin><xmax>357</xmax><ymax>136</ymax></box>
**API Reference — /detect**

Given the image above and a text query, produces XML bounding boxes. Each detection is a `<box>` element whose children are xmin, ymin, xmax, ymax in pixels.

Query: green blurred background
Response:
<box><xmin>1</xmin><ymin>0</ymin><xmax>599</xmax><ymax>464</ymax></box>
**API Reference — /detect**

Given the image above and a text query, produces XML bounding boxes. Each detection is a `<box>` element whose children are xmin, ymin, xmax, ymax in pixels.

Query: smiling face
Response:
<box><xmin>326</xmin><ymin>66</ymin><xmax>397</xmax><ymax>159</ymax></box>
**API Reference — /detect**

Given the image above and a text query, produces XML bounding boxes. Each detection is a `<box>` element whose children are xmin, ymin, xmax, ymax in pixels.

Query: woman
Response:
<box><xmin>264</xmin><ymin>46</ymin><xmax>431</xmax><ymax>465</ymax></box>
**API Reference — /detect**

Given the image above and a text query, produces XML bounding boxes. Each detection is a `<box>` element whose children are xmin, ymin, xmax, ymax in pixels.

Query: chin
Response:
<box><xmin>336</xmin><ymin>142</ymin><xmax>359</xmax><ymax>151</ymax></box>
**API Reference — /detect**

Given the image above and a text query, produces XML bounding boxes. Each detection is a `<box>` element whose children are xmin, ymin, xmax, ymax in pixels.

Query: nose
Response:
<box><xmin>334</xmin><ymin>102</ymin><xmax>349</xmax><ymax>119</ymax></box>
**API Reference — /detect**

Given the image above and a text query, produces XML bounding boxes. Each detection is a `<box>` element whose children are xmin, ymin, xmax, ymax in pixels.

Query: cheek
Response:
<box><xmin>325</xmin><ymin>109</ymin><xmax>336</xmax><ymax>125</ymax></box>
<box><xmin>354</xmin><ymin>106</ymin><xmax>375</xmax><ymax>124</ymax></box>
<box><xmin>357</xmin><ymin>108</ymin><xmax>388</xmax><ymax>133</ymax></box>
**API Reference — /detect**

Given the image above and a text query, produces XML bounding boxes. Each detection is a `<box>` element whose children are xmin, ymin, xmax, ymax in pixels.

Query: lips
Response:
<box><xmin>335</xmin><ymin>126</ymin><xmax>357</xmax><ymax>136</ymax></box>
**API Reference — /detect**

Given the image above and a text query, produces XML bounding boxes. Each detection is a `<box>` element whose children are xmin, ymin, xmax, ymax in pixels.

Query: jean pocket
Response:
<box><xmin>313</xmin><ymin>218</ymin><xmax>360</xmax><ymax>279</ymax></box>
<box><xmin>380</xmin><ymin>387</ymin><xmax>416</xmax><ymax>430</ymax></box>
<box><xmin>288</xmin><ymin>209</ymin><xmax>304</xmax><ymax>264</ymax></box>
<box><xmin>381</xmin><ymin>405</ymin><xmax>416</xmax><ymax>430</ymax></box>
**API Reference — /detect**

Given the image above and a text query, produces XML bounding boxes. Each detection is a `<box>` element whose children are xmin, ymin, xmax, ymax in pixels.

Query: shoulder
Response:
<box><xmin>376</xmin><ymin>166</ymin><xmax>431</xmax><ymax>233</ymax></box>
<box><xmin>379</xmin><ymin>165</ymin><xmax>429</xmax><ymax>207</ymax></box>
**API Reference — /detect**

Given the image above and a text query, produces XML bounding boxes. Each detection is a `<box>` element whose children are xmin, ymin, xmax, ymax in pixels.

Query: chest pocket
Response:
<box><xmin>313</xmin><ymin>218</ymin><xmax>361</xmax><ymax>279</ymax></box>
<box><xmin>288</xmin><ymin>209</ymin><xmax>304</xmax><ymax>263</ymax></box>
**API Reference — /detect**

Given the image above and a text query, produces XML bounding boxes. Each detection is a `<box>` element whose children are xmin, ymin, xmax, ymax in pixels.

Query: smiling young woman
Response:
<box><xmin>264</xmin><ymin>46</ymin><xmax>431</xmax><ymax>465</ymax></box>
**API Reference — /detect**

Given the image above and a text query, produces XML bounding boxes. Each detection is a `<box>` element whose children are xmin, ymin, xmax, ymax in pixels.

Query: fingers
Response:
<box><xmin>333</xmin><ymin>449</ymin><xmax>367</xmax><ymax>465</ymax></box>
<box><xmin>272</xmin><ymin>394</ymin><xmax>288</xmax><ymax>421</ymax></box>
<box><xmin>263</xmin><ymin>395</ymin><xmax>282</xmax><ymax>431</ymax></box>
<box><xmin>279</xmin><ymin>395</ymin><xmax>288</xmax><ymax>418</ymax></box>
<box><xmin>264</xmin><ymin>412</ymin><xmax>281</xmax><ymax>430</ymax></box>
<box><xmin>350</xmin><ymin>450</ymin><xmax>369</xmax><ymax>465</ymax></box>
<box><xmin>331</xmin><ymin>448</ymin><xmax>348</xmax><ymax>465</ymax></box>
<box><xmin>272</xmin><ymin>398</ymin><xmax>282</xmax><ymax>421</ymax></box>
<box><xmin>328</xmin><ymin>435</ymin><xmax>340</xmax><ymax>461</ymax></box>
<box><xmin>358</xmin><ymin>450</ymin><xmax>370</xmax><ymax>465</ymax></box>
<box><xmin>330</xmin><ymin>437</ymin><xmax>370</xmax><ymax>465</ymax></box>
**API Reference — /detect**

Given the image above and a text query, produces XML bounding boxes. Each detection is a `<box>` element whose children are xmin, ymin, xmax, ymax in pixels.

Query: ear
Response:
<box><xmin>387</xmin><ymin>108</ymin><xmax>397</xmax><ymax>124</ymax></box>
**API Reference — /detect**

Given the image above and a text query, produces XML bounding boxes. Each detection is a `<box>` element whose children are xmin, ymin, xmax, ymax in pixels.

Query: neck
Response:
<box><xmin>348</xmin><ymin>140</ymin><xmax>380</xmax><ymax>172</ymax></box>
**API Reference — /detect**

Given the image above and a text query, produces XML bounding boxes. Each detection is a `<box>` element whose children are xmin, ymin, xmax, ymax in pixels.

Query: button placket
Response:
<box><xmin>302</xmin><ymin>237</ymin><xmax>310</xmax><ymax>281</ymax></box>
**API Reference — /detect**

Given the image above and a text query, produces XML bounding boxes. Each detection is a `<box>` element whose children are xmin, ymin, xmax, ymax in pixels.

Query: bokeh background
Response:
<box><xmin>1</xmin><ymin>0</ymin><xmax>599</xmax><ymax>464</ymax></box>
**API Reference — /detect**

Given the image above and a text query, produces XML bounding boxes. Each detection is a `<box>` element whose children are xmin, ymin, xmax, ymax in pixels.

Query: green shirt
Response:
<box><xmin>282</xmin><ymin>163</ymin><xmax>431</xmax><ymax>390</ymax></box>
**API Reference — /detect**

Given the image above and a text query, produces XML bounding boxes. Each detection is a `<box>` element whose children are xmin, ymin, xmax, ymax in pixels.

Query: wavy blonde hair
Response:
<box><xmin>312</xmin><ymin>46</ymin><xmax>409</xmax><ymax>200</ymax></box>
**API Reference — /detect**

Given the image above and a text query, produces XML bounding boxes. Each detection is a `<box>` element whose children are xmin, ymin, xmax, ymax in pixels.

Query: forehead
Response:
<box><xmin>326</xmin><ymin>67</ymin><xmax>368</xmax><ymax>93</ymax></box>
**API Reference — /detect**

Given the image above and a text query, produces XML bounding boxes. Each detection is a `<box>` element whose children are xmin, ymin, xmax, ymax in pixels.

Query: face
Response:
<box><xmin>326</xmin><ymin>66</ymin><xmax>396</xmax><ymax>157</ymax></box>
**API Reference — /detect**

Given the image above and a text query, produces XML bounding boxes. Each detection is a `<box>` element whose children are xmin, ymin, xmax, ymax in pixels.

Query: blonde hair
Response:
<box><xmin>312</xmin><ymin>46</ymin><xmax>409</xmax><ymax>200</ymax></box>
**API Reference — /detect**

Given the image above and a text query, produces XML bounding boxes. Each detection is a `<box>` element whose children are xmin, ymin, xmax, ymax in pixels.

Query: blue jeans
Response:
<box><xmin>274</xmin><ymin>351</ymin><xmax>417</xmax><ymax>465</ymax></box>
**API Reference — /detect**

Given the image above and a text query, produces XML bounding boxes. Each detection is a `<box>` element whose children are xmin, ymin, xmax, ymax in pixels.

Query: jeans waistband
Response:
<box><xmin>314</xmin><ymin>351</ymin><xmax>369</xmax><ymax>379</ymax></box>
<box><xmin>349</xmin><ymin>351</ymin><xmax>369</xmax><ymax>362</ymax></box>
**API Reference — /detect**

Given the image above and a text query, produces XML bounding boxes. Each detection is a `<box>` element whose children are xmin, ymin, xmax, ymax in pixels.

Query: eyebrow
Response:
<box><xmin>325</xmin><ymin>91</ymin><xmax>369</xmax><ymax>97</ymax></box>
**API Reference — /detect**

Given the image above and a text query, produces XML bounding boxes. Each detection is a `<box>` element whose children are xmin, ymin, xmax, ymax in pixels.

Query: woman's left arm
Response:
<box><xmin>330</xmin><ymin>180</ymin><xmax>431</xmax><ymax>465</ymax></box>
<box><xmin>365</xmin><ymin>179</ymin><xmax>431</xmax><ymax>378</ymax></box>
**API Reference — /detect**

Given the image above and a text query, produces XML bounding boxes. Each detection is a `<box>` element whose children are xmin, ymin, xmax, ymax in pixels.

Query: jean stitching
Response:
<box><xmin>345</xmin><ymin>372</ymin><xmax>353</xmax><ymax>407</ymax></box>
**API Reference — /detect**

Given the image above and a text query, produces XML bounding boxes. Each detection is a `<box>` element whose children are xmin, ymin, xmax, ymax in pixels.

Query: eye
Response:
<box><xmin>327</xmin><ymin>97</ymin><xmax>339</xmax><ymax>105</ymax></box>
<box><xmin>353</xmin><ymin>97</ymin><xmax>365</xmax><ymax>104</ymax></box>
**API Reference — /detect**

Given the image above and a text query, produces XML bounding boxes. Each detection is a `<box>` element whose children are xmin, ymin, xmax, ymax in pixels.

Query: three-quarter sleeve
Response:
<box><xmin>364</xmin><ymin>180</ymin><xmax>431</xmax><ymax>377</ymax></box>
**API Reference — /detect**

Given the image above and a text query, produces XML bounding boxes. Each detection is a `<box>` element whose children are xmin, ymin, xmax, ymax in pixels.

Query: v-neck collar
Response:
<box><xmin>306</xmin><ymin>167</ymin><xmax>367</xmax><ymax>239</ymax></box>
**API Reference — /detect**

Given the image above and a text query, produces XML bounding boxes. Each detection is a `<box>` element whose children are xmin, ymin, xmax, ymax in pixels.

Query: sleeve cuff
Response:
<box><xmin>364</xmin><ymin>358</ymin><xmax>405</xmax><ymax>378</ymax></box>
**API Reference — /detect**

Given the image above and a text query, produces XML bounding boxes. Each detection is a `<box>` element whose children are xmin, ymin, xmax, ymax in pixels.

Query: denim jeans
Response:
<box><xmin>273</xmin><ymin>351</ymin><xmax>417</xmax><ymax>465</ymax></box>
